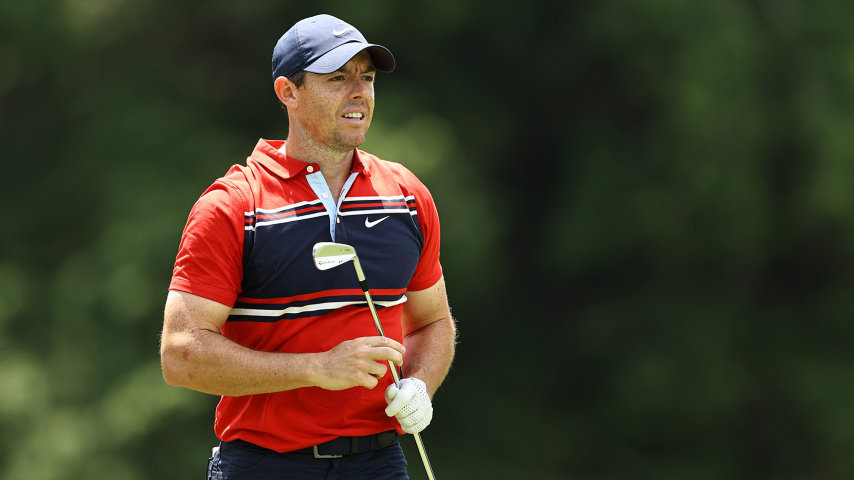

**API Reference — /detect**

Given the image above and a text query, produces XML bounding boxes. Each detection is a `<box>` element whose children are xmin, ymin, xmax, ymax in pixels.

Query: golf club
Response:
<box><xmin>312</xmin><ymin>241</ymin><xmax>437</xmax><ymax>480</ymax></box>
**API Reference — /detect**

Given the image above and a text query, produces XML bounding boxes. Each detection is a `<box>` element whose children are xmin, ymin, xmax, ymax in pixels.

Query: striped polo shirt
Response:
<box><xmin>169</xmin><ymin>138</ymin><xmax>442</xmax><ymax>453</ymax></box>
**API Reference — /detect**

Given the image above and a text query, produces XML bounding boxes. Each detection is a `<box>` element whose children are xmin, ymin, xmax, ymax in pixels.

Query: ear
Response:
<box><xmin>274</xmin><ymin>76</ymin><xmax>299</xmax><ymax>109</ymax></box>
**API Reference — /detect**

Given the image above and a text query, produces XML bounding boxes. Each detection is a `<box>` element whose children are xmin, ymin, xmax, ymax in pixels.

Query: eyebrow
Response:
<box><xmin>334</xmin><ymin>66</ymin><xmax>377</xmax><ymax>74</ymax></box>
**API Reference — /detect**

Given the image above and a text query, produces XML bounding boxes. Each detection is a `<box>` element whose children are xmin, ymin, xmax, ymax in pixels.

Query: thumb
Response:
<box><xmin>385</xmin><ymin>383</ymin><xmax>399</xmax><ymax>405</ymax></box>
<box><xmin>385</xmin><ymin>379</ymin><xmax>416</xmax><ymax>417</ymax></box>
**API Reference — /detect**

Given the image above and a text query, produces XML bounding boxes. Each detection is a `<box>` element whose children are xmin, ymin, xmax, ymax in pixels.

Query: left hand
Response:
<box><xmin>384</xmin><ymin>377</ymin><xmax>433</xmax><ymax>433</ymax></box>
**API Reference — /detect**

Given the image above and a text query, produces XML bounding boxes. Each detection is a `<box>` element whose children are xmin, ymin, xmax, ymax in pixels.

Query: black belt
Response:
<box><xmin>227</xmin><ymin>431</ymin><xmax>399</xmax><ymax>459</ymax></box>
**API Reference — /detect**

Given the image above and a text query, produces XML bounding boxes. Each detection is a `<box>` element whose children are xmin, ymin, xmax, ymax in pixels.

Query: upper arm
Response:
<box><xmin>405</xmin><ymin>176</ymin><xmax>442</xmax><ymax>292</ymax></box>
<box><xmin>160</xmin><ymin>290</ymin><xmax>233</xmax><ymax>386</ymax></box>
<box><xmin>401</xmin><ymin>275</ymin><xmax>452</xmax><ymax>337</ymax></box>
<box><xmin>162</xmin><ymin>290</ymin><xmax>232</xmax><ymax>345</ymax></box>
<box><xmin>169</xmin><ymin>180</ymin><xmax>248</xmax><ymax>307</ymax></box>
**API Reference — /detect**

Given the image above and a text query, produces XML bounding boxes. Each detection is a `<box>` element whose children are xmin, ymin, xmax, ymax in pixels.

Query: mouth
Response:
<box><xmin>341</xmin><ymin>111</ymin><xmax>367</xmax><ymax>123</ymax></box>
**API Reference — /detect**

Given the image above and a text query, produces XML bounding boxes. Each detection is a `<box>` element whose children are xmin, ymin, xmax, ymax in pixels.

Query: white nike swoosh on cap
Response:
<box><xmin>365</xmin><ymin>216</ymin><xmax>390</xmax><ymax>228</ymax></box>
<box><xmin>333</xmin><ymin>27</ymin><xmax>355</xmax><ymax>36</ymax></box>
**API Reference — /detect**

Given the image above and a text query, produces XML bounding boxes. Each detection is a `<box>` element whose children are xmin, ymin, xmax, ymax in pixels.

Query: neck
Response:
<box><xmin>286</xmin><ymin>132</ymin><xmax>354</xmax><ymax>183</ymax></box>
<box><xmin>284</xmin><ymin>130</ymin><xmax>356</xmax><ymax>199</ymax></box>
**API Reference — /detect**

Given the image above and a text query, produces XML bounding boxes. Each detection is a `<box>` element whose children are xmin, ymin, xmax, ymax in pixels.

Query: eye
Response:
<box><xmin>363</xmin><ymin>75</ymin><xmax>375</xmax><ymax>82</ymax></box>
<box><xmin>329</xmin><ymin>75</ymin><xmax>345</xmax><ymax>81</ymax></box>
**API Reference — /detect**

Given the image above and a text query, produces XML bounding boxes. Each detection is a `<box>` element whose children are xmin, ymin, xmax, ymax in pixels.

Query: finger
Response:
<box><xmin>403</xmin><ymin>412</ymin><xmax>431</xmax><ymax>434</ymax></box>
<box><xmin>368</xmin><ymin>361</ymin><xmax>388</xmax><ymax>379</ymax></box>
<box><xmin>402</xmin><ymin>405</ymin><xmax>432</xmax><ymax>433</ymax></box>
<box><xmin>365</xmin><ymin>336</ymin><xmax>405</xmax><ymax>353</ymax></box>
<box><xmin>398</xmin><ymin>395</ymin><xmax>420</xmax><ymax>418</ymax></box>
<box><xmin>368</xmin><ymin>346</ymin><xmax>404</xmax><ymax>366</ymax></box>
<box><xmin>399</xmin><ymin>407</ymin><xmax>425</xmax><ymax>428</ymax></box>
<box><xmin>385</xmin><ymin>380</ymin><xmax>416</xmax><ymax>417</ymax></box>
<box><xmin>361</xmin><ymin>374</ymin><xmax>379</xmax><ymax>389</ymax></box>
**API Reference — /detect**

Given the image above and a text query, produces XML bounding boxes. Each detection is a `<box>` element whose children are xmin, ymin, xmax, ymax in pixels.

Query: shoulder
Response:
<box><xmin>219</xmin><ymin>163</ymin><xmax>255</xmax><ymax>192</ymax></box>
<box><xmin>357</xmin><ymin>149</ymin><xmax>431</xmax><ymax>195</ymax></box>
<box><xmin>194</xmin><ymin>164</ymin><xmax>256</xmax><ymax>216</ymax></box>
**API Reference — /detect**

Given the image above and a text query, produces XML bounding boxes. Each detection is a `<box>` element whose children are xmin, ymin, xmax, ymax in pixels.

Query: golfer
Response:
<box><xmin>160</xmin><ymin>14</ymin><xmax>456</xmax><ymax>480</ymax></box>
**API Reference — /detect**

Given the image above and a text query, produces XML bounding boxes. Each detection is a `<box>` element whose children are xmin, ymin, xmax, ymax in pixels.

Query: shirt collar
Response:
<box><xmin>351</xmin><ymin>148</ymin><xmax>371</xmax><ymax>177</ymax></box>
<box><xmin>250</xmin><ymin>139</ymin><xmax>371</xmax><ymax>179</ymax></box>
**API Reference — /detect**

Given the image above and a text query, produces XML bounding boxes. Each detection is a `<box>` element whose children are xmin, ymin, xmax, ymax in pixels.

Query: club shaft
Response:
<box><xmin>354</xmin><ymin>260</ymin><xmax>437</xmax><ymax>480</ymax></box>
<box><xmin>361</xmin><ymin>286</ymin><xmax>401</xmax><ymax>385</ymax></box>
<box><xmin>412</xmin><ymin>432</ymin><xmax>436</xmax><ymax>480</ymax></box>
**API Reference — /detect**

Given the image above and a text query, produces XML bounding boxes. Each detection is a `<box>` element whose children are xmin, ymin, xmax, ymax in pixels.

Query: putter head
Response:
<box><xmin>312</xmin><ymin>242</ymin><xmax>357</xmax><ymax>270</ymax></box>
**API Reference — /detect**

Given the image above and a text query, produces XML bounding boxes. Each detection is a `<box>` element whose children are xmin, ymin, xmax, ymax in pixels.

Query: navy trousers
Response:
<box><xmin>207</xmin><ymin>439</ymin><xmax>409</xmax><ymax>479</ymax></box>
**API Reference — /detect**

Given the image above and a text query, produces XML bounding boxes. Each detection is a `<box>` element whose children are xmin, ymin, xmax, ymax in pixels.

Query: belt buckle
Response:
<box><xmin>313</xmin><ymin>445</ymin><xmax>344</xmax><ymax>459</ymax></box>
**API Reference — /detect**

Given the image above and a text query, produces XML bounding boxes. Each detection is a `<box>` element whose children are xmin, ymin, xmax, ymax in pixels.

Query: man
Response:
<box><xmin>160</xmin><ymin>14</ymin><xmax>456</xmax><ymax>480</ymax></box>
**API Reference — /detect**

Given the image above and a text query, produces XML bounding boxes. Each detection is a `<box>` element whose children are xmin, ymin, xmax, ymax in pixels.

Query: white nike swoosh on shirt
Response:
<box><xmin>333</xmin><ymin>27</ymin><xmax>355</xmax><ymax>36</ymax></box>
<box><xmin>365</xmin><ymin>216</ymin><xmax>390</xmax><ymax>228</ymax></box>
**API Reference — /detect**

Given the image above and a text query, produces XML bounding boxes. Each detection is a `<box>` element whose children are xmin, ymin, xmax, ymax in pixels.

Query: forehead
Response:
<box><xmin>338</xmin><ymin>50</ymin><xmax>375</xmax><ymax>72</ymax></box>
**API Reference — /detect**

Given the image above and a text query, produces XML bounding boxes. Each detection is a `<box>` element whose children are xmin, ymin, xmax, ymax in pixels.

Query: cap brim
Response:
<box><xmin>304</xmin><ymin>41</ymin><xmax>395</xmax><ymax>74</ymax></box>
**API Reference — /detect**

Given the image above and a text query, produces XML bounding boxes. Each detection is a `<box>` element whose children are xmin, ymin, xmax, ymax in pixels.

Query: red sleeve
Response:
<box><xmin>169</xmin><ymin>180</ymin><xmax>248</xmax><ymax>306</ymax></box>
<box><xmin>407</xmin><ymin>182</ymin><xmax>443</xmax><ymax>291</ymax></box>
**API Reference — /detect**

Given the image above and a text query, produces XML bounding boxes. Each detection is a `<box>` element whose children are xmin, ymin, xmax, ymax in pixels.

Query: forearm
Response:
<box><xmin>401</xmin><ymin>316</ymin><xmax>456</xmax><ymax>397</ymax></box>
<box><xmin>161</xmin><ymin>328</ymin><xmax>321</xmax><ymax>396</ymax></box>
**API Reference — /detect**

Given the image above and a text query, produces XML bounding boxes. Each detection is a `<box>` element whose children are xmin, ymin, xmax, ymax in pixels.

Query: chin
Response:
<box><xmin>338</xmin><ymin>133</ymin><xmax>367</xmax><ymax>149</ymax></box>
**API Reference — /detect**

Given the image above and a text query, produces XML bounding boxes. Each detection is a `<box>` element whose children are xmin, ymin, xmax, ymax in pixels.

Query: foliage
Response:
<box><xmin>3</xmin><ymin>0</ymin><xmax>854</xmax><ymax>478</ymax></box>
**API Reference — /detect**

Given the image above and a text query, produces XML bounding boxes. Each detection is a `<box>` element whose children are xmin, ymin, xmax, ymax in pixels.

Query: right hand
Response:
<box><xmin>315</xmin><ymin>337</ymin><xmax>405</xmax><ymax>390</ymax></box>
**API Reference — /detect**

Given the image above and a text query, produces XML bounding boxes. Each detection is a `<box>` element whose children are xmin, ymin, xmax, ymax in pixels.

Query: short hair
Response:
<box><xmin>289</xmin><ymin>70</ymin><xmax>307</xmax><ymax>88</ymax></box>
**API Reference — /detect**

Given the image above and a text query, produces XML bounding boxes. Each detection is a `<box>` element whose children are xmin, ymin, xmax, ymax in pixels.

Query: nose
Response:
<box><xmin>349</xmin><ymin>77</ymin><xmax>372</xmax><ymax>101</ymax></box>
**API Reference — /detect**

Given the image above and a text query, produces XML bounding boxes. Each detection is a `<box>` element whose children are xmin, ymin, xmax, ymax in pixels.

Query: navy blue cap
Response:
<box><xmin>272</xmin><ymin>14</ymin><xmax>395</xmax><ymax>80</ymax></box>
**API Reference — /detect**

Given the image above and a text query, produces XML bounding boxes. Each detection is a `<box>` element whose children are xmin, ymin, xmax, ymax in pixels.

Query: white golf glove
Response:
<box><xmin>384</xmin><ymin>377</ymin><xmax>433</xmax><ymax>434</ymax></box>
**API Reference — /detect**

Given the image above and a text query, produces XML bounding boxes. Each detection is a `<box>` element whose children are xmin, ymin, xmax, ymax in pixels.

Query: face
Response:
<box><xmin>293</xmin><ymin>51</ymin><xmax>376</xmax><ymax>151</ymax></box>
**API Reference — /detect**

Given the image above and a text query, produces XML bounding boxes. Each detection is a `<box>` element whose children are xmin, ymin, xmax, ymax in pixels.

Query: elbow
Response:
<box><xmin>160</xmin><ymin>341</ymin><xmax>191</xmax><ymax>388</ymax></box>
<box><xmin>160</xmin><ymin>352</ymin><xmax>183</xmax><ymax>387</ymax></box>
<box><xmin>161</xmin><ymin>359</ymin><xmax>183</xmax><ymax>387</ymax></box>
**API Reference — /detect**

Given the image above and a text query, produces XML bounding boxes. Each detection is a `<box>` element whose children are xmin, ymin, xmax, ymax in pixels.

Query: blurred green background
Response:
<box><xmin>3</xmin><ymin>0</ymin><xmax>854</xmax><ymax>478</ymax></box>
